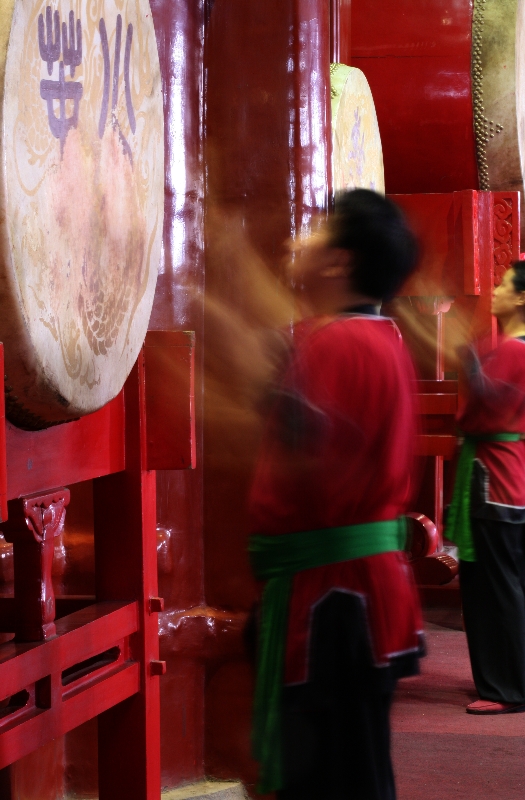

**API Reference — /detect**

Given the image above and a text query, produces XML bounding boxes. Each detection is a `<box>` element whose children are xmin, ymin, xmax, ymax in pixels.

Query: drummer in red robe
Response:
<box><xmin>447</xmin><ymin>262</ymin><xmax>525</xmax><ymax>715</ymax></box>
<box><xmin>248</xmin><ymin>189</ymin><xmax>424</xmax><ymax>800</ymax></box>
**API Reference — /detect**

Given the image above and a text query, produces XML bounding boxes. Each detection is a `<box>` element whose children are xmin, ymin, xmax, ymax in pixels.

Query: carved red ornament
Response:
<box><xmin>1</xmin><ymin>488</ymin><xmax>70</xmax><ymax>642</ymax></box>
<box><xmin>23</xmin><ymin>490</ymin><xmax>69</xmax><ymax>545</ymax></box>
<box><xmin>493</xmin><ymin>195</ymin><xmax>515</xmax><ymax>285</ymax></box>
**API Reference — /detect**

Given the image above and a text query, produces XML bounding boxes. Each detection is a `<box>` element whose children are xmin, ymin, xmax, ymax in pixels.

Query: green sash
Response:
<box><xmin>248</xmin><ymin>517</ymin><xmax>407</xmax><ymax>793</ymax></box>
<box><xmin>446</xmin><ymin>433</ymin><xmax>521</xmax><ymax>561</ymax></box>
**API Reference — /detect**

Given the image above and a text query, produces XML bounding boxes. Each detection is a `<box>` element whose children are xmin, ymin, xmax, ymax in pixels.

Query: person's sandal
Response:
<box><xmin>466</xmin><ymin>699</ymin><xmax>525</xmax><ymax>714</ymax></box>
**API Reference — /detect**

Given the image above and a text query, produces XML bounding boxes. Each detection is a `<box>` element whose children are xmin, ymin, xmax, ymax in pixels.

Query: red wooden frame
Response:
<box><xmin>5</xmin><ymin>396</ymin><xmax>125</xmax><ymax>501</ymax></box>
<box><xmin>144</xmin><ymin>330</ymin><xmax>196</xmax><ymax>470</ymax></box>
<box><xmin>0</xmin><ymin>345</ymin><xmax>164</xmax><ymax>799</ymax></box>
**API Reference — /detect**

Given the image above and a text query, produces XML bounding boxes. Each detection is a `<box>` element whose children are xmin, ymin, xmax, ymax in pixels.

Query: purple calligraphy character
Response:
<box><xmin>99</xmin><ymin>15</ymin><xmax>135</xmax><ymax>162</ymax></box>
<box><xmin>38</xmin><ymin>6</ymin><xmax>60</xmax><ymax>75</ymax></box>
<box><xmin>40</xmin><ymin>61</ymin><xmax>83</xmax><ymax>156</ymax></box>
<box><xmin>62</xmin><ymin>10</ymin><xmax>82</xmax><ymax>78</ymax></box>
<box><xmin>39</xmin><ymin>8</ymin><xmax>83</xmax><ymax>157</ymax></box>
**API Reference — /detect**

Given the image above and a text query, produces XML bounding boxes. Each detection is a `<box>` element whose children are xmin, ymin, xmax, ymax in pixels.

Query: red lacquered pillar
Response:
<box><xmin>149</xmin><ymin>0</ymin><xmax>207</xmax><ymax>789</ymax></box>
<box><xmin>291</xmin><ymin>0</ymin><xmax>332</xmax><ymax>229</ymax></box>
<box><xmin>203</xmin><ymin>0</ymin><xmax>332</xmax><ymax>790</ymax></box>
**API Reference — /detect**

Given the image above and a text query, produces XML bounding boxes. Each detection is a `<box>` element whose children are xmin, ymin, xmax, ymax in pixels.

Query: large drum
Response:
<box><xmin>0</xmin><ymin>0</ymin><xmax>163</xmax><ymax>429</ymax></box>
<box><xmin>351</xmin><ymin>0</ymin><xmax>525</xmax><ymax>235</ymax></box>
<box><xmin>330</xmin><ymin>63</ymin><xmax>384</xmax><ymax>195</ymax></box>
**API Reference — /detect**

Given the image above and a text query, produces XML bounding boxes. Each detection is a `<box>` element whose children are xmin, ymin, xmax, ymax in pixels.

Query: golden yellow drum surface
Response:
<box><xmin>330</xmin><ymin>63</ymin><xmax>385</xmax><ymax>195</ymax></box>
<box><xmin>0</xmin><ymin>0</ymin><xmax>163</xmax><ymax>429</ymax></box>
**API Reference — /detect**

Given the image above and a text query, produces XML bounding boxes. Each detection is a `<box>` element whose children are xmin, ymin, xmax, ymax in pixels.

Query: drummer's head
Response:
<box><xmin>286</xmin><ymin>189</ymin><xmax>417</xmax><ymax>315</ymax></box>
<box><xmin>491</xmin><ymin>261</ymin><xmax>525</xmax><ymax>325</ymax></box>
<box><xmin>327</xmin><ymin>189</ymin><xmax>418</xmax><ymax>302</ymax></box>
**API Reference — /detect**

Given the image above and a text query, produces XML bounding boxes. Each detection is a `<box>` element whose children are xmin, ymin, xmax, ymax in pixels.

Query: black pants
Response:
<box><xmin>276</xmin><ymin>591</ymin><xmax>397</xmax><ymax>800</ymax></box>
<box><xmin>460</xmin><ymin>518</ymin><xmax>525</xmax><ymax>703</ymax></box>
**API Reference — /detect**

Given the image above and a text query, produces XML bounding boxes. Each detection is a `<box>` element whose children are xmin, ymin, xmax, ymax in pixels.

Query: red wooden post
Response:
<box><xmin>93</xmin><ymin>352</ymin><xmax>162</xmax><ymax>800</ymax></box>
<box><xmin>144</xmin><ymin>330</ymin><xmax>196</xmax><ymax>470</ymax></box>
<box><xmin>2</xmin><ymin>489</ymin><xmax>70</xmax><ymax>642</ymax></box>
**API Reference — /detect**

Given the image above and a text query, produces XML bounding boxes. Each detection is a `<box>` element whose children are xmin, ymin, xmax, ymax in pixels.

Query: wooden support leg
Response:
<box><xmin>434</xmin><ymin>455</ymin><xmax>444</xmax><ymax>551</ymax></box>
<box><xmin>93</xmin><ymin>356</ymin><xmax>162</xmax><ymax>800</ymax></box>
<box><xmin>1</xmin><ymin>489</ymin><xmax>70</xmax><ymax>642</ymax></box>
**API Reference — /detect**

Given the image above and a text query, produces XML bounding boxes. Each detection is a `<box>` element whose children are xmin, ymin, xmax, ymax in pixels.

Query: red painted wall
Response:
<box><xmin>350</xmin><ymin>0</ymin><xmax>478</xmax><ymax>194</ymax></box>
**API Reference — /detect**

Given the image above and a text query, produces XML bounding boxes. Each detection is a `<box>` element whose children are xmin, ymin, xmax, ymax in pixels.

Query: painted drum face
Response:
<box><xmin>478</xmin><ymin>0</ymin><xmax>524</xmax><ymax>200</ymax></box>
<box><xmin>330</xmin><ymin>63</ymin><xmax>385</xmax><ymax>195</ymax></box>
<box><xmin>0</xmin><ymin>0</ymin><xmax>163</xmax><ymax>429</ymax></box>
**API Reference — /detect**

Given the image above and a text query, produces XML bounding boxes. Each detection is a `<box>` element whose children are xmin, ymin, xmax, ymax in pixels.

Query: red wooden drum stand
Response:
<box><xmin>0</xmin><ymin>332</ymin><xmax>195</xmax><ymax>798</ymax></box>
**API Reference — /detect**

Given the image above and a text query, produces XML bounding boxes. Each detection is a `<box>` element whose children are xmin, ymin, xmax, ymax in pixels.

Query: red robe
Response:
<box><xmin>249</xmin><ymin>312</ymin><xmax>423</xmax><ymax>684</ymax></box>
<box><xmin>457</xmin><ymin>335</ymin><xmax>525</xmax><ymax>522</ymax></box>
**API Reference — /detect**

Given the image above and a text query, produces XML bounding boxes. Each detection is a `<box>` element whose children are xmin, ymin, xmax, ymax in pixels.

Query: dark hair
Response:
<box><xmin>327</xmin><ymin>189</ymin><xmax>418</xmax><ymax>301</ymax></box>
<box><xmin>511</xmin><ymin>260</ymin><xmax>525</xmax><ymax>293</ymax></box>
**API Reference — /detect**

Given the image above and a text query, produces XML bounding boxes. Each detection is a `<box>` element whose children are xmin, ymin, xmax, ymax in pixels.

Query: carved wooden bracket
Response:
<box><xmin>493</xmin><ymin>193</ymin><xmax>520</xmax><ymax>286</ymax></box>
<box><xmin>1</xmin><ymin>488</ymin><xmax>70</xmax><ymax>642</ymax></box>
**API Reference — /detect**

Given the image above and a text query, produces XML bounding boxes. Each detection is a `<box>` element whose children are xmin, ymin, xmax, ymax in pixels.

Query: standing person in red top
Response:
<box><xmin>447</xmin><ymin>262</ymin><xmax>525</xmax><ymax>715</ymax></box>
<box><xmin>248</xmin><ymin>189</ymin><xmax>423</xmax><ymax>800</ymax></box>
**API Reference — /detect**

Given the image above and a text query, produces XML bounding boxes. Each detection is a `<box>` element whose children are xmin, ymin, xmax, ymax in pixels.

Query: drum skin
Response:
<box><xmin>330</xmin><ymin>63</ymin><xmax>385</xmax><ymax>194</ymax></box>
<box><xmin>0</xmin><ymin>0</ymin><xmax>163</xmax><ymax>429</ymax></box>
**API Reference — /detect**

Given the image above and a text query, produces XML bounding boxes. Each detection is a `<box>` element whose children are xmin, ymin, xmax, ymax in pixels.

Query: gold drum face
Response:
<box><xmin>0</xmin><ymin>0</ymin><xmax>164</xmax><ymax>429</ymax></box>
<box><xmin>330</xmin><ymin>63</ymin><xmax>385</xmax><ymax>196</ymax></box>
